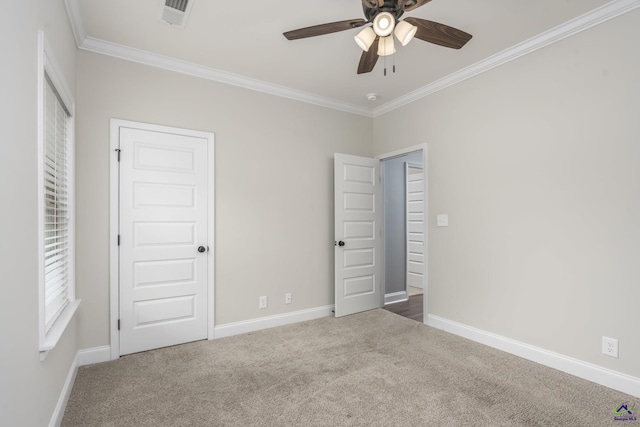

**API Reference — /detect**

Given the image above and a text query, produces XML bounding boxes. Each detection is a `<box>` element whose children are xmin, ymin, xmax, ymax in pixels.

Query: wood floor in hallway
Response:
<box><xmin>383</xmin><ymin>294</ymin><xmax>423</xmax><ymax>322</ymax></box>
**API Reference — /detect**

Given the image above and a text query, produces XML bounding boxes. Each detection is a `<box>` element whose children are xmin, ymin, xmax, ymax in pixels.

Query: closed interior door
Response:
<box><xmin>334</xmin><ymin>153</ymin><xmax>382</xmax><ymax>317</ymax></box>
<box><xmin>406</xmin><ymin>165</ymin><xmax>424</xmax><ymax>291</ymax></box>
<box><xmin>118</xmin><ymin>126</ymin><xmax>209</xmax><ymax>355</ymax></box>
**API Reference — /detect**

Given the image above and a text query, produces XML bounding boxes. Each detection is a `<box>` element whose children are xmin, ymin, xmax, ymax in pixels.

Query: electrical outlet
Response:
<box><xmin>285</xmin><ymin>293</ymin><xmax>292</xmax><ymax>304</ymax></box>
<box><xmin>259</xmin><ymin>296</ymin><xmax>267</xmax><ymax>309</ymax></box>
<box><xmin>602</xmin><ymin>336</ymin><xmax>618</xmax><ymax>358</ymax></box>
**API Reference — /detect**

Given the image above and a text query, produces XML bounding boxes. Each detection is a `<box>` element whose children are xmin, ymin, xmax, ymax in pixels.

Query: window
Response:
<box><xmin>38</xmin><ymin>31</ymin><xmax>79</xmax><ymax>357</ymax></box>
<box><xmin>43</xmin><ymin>74</ymin><xmax>71</xmax><ymax>330</ymax></box>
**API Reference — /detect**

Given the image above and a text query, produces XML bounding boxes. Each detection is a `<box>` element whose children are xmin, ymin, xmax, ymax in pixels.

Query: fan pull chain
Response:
<box><xmin>383</xmin><ymin>54</ymin><xmax>387</xmax><ymax>76</ymax></box>
<box><xmin>382</xmin><ymin>50</ymin><xmax>396</xmax><ymax>76</ymax></box>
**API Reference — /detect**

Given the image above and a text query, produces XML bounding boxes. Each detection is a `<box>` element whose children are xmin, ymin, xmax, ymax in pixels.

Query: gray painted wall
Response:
<box><xmin>383</xmin><ymin>152</ymin><xmax>423</xmax><ymax>295</ymax></box>
<box><xmin>374</xmin><ymin>9</ymin><xmax>640</xmax><ymax>378</ymax></box>
<box><xmin>75</xmin><ymin>50</ymin><xmax>373</xmax><ymax>348</ymax></box>
<box><xmin>4</xmin><ymin>6</ymin><xmax>640</xmax><ymax>426</ymax></box>
<box><xmin>1</xmin><ymin>0</ymin><xmax>79</xmax><ymax>425</ymax></box>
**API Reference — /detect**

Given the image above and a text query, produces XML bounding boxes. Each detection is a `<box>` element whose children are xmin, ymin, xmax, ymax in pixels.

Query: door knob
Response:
<box><xmin>197</xmin><ymin>246</ymin><xmax>206</xmax><ymax>253</ymax></box>
<box><xmin>338</xmin><ymin>241</ymin><xmax>345</xmax><ymax>247</ymax></box>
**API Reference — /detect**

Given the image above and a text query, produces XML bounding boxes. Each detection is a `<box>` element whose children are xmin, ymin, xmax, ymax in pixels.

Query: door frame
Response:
<box><xmin>109</xmin><ymin>119</ymin><xmax>215</xmax><ymax>360</ymax></box>
<box><xmin>376</xmin><ymin>143</ymin><xmax>428</xmax><ymax>324</ymax></box>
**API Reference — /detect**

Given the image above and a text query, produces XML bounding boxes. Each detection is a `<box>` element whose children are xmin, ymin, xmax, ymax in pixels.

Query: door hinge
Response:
<box><xmin>117</xmin><ymin>235</ymin><xmax>120</xmax><ymax>246</ymax></box>
<box><xmin>115</xmin><ymin>148</ymin><xmax>121</xmax><ymax>162</ymax></box>
<box><xmin>117</xmin><ymin>319</ymin><xmax>120</xmax><ymax>330</ymax></box>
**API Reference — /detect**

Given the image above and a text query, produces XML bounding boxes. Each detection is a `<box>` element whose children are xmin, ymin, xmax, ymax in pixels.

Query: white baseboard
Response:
<box><xmin>73</xmin><ymin>306</ymin><xmax>336</xmax><ymax>365</ymax></box>
<box><xmin>51</xmin><ymin>307</ymin><xmax>333</xmax><ymax>424</ymax></box>
<box><xmin>427</xmin><ymin>314</ymin><xmax>640</xmax><ymax>398</ymax></box>
<box><xmin>77</xmin><ymin>345</ymin><xmax>111</xmax><ymax>366</ymax></box>
<box><xmin>48</xmin><ymin>354</ymin><xmax>78</xmax><ymax>427</ymax></box>
<box><xmin>214</xmin><ymin>305</ymin><xmax>334</xmax><ymax>339</ymax></box>
<box><xmin>384</xmin><ymin>291</ymin><xmax>408</xmax><ymax>305</ymax></box>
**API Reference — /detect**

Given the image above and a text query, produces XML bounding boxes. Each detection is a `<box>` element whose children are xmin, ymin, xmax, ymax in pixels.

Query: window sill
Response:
<box><xmin>39</xmin><ymin>299</ymin><xmax>81</xmax><ymax>361</ymax></box>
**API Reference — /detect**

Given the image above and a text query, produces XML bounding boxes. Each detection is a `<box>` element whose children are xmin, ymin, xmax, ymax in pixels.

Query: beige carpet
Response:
<box><xmin>63</xmin><ymin>309</ymin><xmax>635</xmax><ymax>426</ymax></box>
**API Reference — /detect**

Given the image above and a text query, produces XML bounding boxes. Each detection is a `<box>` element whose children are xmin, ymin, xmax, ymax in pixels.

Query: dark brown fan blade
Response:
<box><xmin>399</xmin><ymin>0</ymin><xmax>433</xmax><ymax>12</ymax></box>
<box><xmin>283</xmin><ymin>19</ymin><xmax>366</xmax><ymax>40</ymax></box>
<box><xmin>403</xmin><ymin>17</ymin><xmax>472</xmax><ymax>49</ymax></box>
<box><xmin>362</xmin><ymin>0</ymin><xmax>378</xmax><ymax>8</ymax></box>
<box><xmin>357</xmin><ymin>37</ymin><xmax>380</xmax><ymax>74</ymax></box>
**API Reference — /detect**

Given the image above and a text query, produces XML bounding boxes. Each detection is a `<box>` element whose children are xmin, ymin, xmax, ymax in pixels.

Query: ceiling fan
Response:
<box><xmin>283</xmin><ymin>0</ymin><xmax>472</xmax><ymax>74</ymax></box>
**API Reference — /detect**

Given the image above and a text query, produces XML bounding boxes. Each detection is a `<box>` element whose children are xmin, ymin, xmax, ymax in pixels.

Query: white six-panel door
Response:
<box><xmin>406</xmin><ymin>165</ymin><xmax>425</xmax><ymax>291</ymax></box>
<box><xmin>334</xmin><ymin>154</ymin><xmax>382</xmax><ymax>317</ymax></box>
<box><xmin>118</xmin><ymin>126</ymin><xmax>209</xmax><ymax>355</ymax></box>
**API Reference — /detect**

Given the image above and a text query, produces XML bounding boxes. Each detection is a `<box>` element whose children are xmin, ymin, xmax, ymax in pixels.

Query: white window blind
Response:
<box><xmin>43</xmin><ymin>73</ymin><xmax>71</xmax><ymax>332</ymax></box>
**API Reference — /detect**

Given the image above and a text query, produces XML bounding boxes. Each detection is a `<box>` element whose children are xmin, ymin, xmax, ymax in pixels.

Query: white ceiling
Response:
<box><xmin>71</xmin><ymin>0</ymin><xmax>618</xmax><ymax>113</ymax></box>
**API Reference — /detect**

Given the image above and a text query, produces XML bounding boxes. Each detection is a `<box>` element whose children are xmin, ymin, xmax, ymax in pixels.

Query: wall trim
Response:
<box><xmin>64</xmin><ymin>0</ymin><xmax>640</xmax><ymax>118</ymax></box>
<box><xmin>77</xmin><ymin>346</ymin><xmax>111</xmax><ymax>366</ymax></box>
<box><xmin>78</xmin><ymin>36</ymin><xmax>373</xmax><ymax>118</ymax></box>
<box><xmin>109</xmin><ymin>119</ymin><xmax>216</xmax><ymax>360</ymax></box>
<box><xmin>72</xmin><ymin>306</ymin><xmax>335</xmax><ymax>367</ymax></box>
<box><xmin>48</xmin><ymin>354</ymin><xmax>78</xmax><ymax>427</ymax></box>
<box><xmin>214</xmin><ymin>305</ymin><xmax>334</xmax><ymax>339</ymax></box>
<box><xmin>49</xmin><ymin>346</ymin><xmax>111</xmax><ymax>426</ymax></box>
<box><xmin>63</xmin><ymin>0</ymin><xmax>85</xmax><ymax>48</ymax></box>
<box><xmin>427</xmin><ymin>314</ymin><xmax>640</xmax><ymax>398</ymax></box>
<box><xmin>373</xmin><ymin>0</ymin><xmax>640</xmax><ymax>117</ymax></box>
<box><xmin>384</xmin><ymin>291</ymin><xmax>408</xmax><ymax>305</ymax></box>
<box><xmin>53</xmin><ymin>307</ymin><xmax>331</xmax><ymax>423</ymax></box>
<box><xmin>55</xmin><ymin>311</ymin><xmax>640</xmax><ymax>424</ymax></box>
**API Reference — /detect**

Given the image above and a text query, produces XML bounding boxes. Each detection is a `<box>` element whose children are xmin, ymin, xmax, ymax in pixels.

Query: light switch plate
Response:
<box><xmin>437</xmin><ymin>214</ymin><xmax>449</xmax><ymax>227</ymax></box>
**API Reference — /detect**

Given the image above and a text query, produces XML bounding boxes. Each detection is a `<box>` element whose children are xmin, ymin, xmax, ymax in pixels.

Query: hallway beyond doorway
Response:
<box><xmin>408</xmin><ymin>286</ymin><xmax>423</xmax><ymax>296</ymax></box>
<box><xmin>383</xmin><ymin>294</ymin><xmax>423</xmax><ymax>323</ymax></box>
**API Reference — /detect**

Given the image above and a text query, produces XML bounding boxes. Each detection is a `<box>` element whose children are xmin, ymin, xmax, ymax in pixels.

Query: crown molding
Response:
<box><xmin>64</xmin><ymin>0</ymin><xmax>85</xmax><ymax>48</ymax></box>
<box><xmin>372</xmin><ymin>0</ymin><xmax>640</xmax><ymax>117</ymax></box>
<box><xmin>64</xmin><ymin>0</ymin><xmax>639</xmax><ymax>118</ymax></box>
<box><xmin>78</xmin><ymin>36</ymin><xmax>374</xmax><ymax>117</ymax></box>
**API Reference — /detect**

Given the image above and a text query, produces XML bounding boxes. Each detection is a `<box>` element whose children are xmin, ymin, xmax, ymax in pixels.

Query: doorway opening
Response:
<box><xmin>379</xmin><ymin>146</ymin><xmax>426</xmax><ymax>323</ymax></box>
<box><xmin>333</xmin><ymin>144</ymin><xmax>427</xmax><ymax>322</ymax></box>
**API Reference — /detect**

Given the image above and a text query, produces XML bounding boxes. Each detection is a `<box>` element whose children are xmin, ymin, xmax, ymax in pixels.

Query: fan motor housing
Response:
<box><xmin>362</xmin><ymin>1</ymin><xmax>404</xmax><ymax>22</ymax></box>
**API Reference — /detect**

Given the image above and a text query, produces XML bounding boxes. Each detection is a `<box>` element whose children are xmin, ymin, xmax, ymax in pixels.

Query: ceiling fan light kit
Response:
<box><xmin>358</xmin><ymin>14</ymin><xmax>416</xmax><ymax>53</ymax></box>
<box><xmin>283</xmin><ymin>0</ymin><xmax>472</xmax><ymax>75</ymax></box>
<box><xmin>377</xmin><ymin>35</ymin><xmax>396</xmax><ymax>56</ymax></box>
<box><xmin>355</xmin><ymin>27</ymin><xmax>377</xmax><ymax>52</ymax></box>
<box><xmin>394</xmin><ymin>20</ymin><xmax>417</xmax><ymax>46</ymax></box>
<box><xmin>373</xmin><ymin>11</ymin><xmax>395</xmax><ymax>37</ymax></box>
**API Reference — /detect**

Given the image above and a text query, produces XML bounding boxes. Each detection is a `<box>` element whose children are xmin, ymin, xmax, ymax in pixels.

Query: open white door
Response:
<box><xmin>334</xmin><ymin>153</ymin><xmax>382</xmax><ymax>317</ymax></box>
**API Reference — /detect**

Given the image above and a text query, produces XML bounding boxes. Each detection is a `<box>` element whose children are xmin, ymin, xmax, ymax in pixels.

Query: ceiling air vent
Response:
<box><xmin>160</xmin><ymin>0</ymin><xmax>194</xmax><ymax>28</ymax></box>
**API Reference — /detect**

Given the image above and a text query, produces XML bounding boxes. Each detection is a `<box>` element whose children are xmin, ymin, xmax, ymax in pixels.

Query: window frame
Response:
<box><xmin>37</xmin><ymin>31</ymin><xmax>80</xmax><ymax>359</ymax></box>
